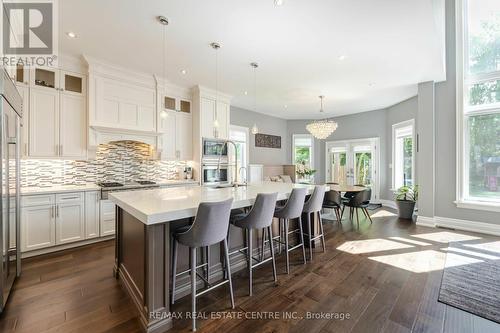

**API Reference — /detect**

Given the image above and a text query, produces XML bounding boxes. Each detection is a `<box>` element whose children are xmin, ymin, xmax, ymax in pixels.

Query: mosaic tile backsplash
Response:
<box><xmin>21</xmin><ymin>141</ymin><xmax>188</xmax><ymax>188</ymax></box>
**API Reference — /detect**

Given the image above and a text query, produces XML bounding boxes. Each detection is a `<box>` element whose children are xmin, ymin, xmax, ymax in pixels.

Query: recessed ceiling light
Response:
<box><xmin>244</xmin><ymin>91</ymin><xmax>248</xmax><ymax>95</ymax></box>
<box><xmin>180</xmin><ymin>69</ymin><xmax>187</xmax><ymax>75</ymax></box>
<box><xmin>274</xmin><ymin>0</ymin><xmax>284</xmax><ymax>6</ymax></box>
<box><xmin>66</xmin><ymin>32</ymin><xmax>77</xmax><ymax>38</ymax></box>
<box><xmin>338</xmin><ymin>55</ymin><xmax>346</xmax><ymax>61</ymax></box>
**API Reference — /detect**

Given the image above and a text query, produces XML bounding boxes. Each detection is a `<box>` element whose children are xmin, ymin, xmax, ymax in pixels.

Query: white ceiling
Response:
<box><xmin>60</xmin><ymin>0</ymin><xmax>446</xmax><ymax>119</ymax></box>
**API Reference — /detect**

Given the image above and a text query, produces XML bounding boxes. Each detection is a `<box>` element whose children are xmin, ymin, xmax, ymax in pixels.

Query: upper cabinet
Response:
<box><xmin>192</xmin><ymin>86</ymin><xmax>231</xmax><ymax>141</ymax></box>
<box><xmin>28</xmin><ymin>67</ymin><xmax>87</xmax><ymax>159</ymax></box>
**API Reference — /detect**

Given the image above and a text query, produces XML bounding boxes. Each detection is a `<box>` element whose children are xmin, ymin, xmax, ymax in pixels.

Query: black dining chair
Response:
<box><xmin>342</xmin><ymin>188</ymin><xmax>373</xmax><ymax>228</ymax></box>
<box><xmin>322</xmin><ymin>189</ymin><xmax>342</xmax><ymax>224</ymax></box>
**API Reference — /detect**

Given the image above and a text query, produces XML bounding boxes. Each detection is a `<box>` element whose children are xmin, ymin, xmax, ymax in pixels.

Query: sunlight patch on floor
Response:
<box><xmin>464</xmin><ymin>241</ymin><xmax>500</xmax><ymax>254</ymax></box>
<box><xmin>370</xmin><ymin>210</ymin><xmax>397</xmax><ymax>218</ymax></box>
<box><xmin>411</xmin><ymin>231</ymin><xmax>481</xmax><ymax>243</ymax></box>
<box><xmin>336</xmin><ymin>239</ymin><xmax>413</xmax><ymax>254</ymax></box>
<box><xmin>442</xmin><ymin>247</ymin><xmax>500</xmax><ymax>260</ymax></box>
<box><xmin>368</xmin><ymin>250</ymin><xmax>483</xmax><ymax>273</ymax></box>
<box><xmin>389</xmin><ymin>236</ymin><xmax>432</xmax><ymax>246</ymax></box>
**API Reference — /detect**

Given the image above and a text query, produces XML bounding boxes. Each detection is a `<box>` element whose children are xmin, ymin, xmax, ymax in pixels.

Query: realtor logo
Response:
<box><xmin>1</xmin><ymin>0</ymin><xmax>58</xmax><ymax>66</ymax></box>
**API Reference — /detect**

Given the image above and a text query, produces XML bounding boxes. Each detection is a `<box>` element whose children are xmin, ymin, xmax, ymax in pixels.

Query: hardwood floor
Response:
<box><xmin>1</xmin><ymin>208</ymin><xmax>499</xmax><ymax>333</ymax></box>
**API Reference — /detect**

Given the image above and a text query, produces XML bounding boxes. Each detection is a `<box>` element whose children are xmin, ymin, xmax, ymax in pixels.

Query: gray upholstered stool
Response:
<box><xmin>273</xmin><ymin>188</ymin><xmax>307</xmax><ymax>274</ymax></box>
<box><xmin>171</xmin><ymin>198</ymin><xmax>235</xmax><ymax>332</ymax></box>
<box><xmin>302</xmin><ymin>185</ymin><xmax>327</xmax><ymax>260</ymax></box>
<box><xmin>228</xmin><ymin>193</ymin><xmax>279</xmax><ymax>296</ymax></box>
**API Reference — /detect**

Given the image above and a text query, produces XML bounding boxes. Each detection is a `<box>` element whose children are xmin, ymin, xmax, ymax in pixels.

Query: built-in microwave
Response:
<box><xmin>202</xmin><ymin>138</ymin><xmax>228</xmax><ymax>159</ymax></box>
<box><xmin>202</xmin><ymin>164</ymin><xmax>229</xmax><ymax>186</ymax></box>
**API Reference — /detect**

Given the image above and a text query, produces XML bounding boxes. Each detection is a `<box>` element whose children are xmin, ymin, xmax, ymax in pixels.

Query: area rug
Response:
<box><xmin>438</xmin><ymin>241</ymin><xmax>500</xmax><ymax>323</ymax></box>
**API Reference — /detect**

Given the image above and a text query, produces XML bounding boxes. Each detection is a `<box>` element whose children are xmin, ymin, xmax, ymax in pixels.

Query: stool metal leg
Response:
<box><xmin>190</xmin><ymin>247</ymin><xmax>197</xmax><ymax>332</ymax></box>
<box><xmin>306</xmin><ymin>213</ymin><xmax>313</xmax><ymax>261</ymax></box>
<box><xmin>297</xmin><ymin>216</ymin><xmax>307</xmax><ymax>265</ymax></box>
<box><xmin>248</xmin><ymin>229</ymin><xmax>253</xmax><ymax>296</ymax></box>
<box><xmin>318</xmin><ymin>211</ymin><xmax>326</xmax><ymax>252</ymax></box>
<box><xmin>284</xmin><ymin>219</ymin><xmax>290</xmax><ymax>274</ymax></box>
<box><xmin>223</xmin><ymin>238</ymin><xmax>235</xmax><ymax>309</ymax></box>
<box><xmin>171</xmin><ymin>238</ymin><xmax>178</xmax><ymax>305</ymax></box>
<box><xmin>268</xmin><ymin>226</ymin><xmax>277</xmax><ymax>283</ymax></box>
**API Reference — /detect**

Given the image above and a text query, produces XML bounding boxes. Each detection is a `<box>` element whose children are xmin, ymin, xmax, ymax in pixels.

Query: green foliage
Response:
<box><xmin>395</xmin><ymin>185</ymin><xmax>419</xmax><ymax>202</ymax></box>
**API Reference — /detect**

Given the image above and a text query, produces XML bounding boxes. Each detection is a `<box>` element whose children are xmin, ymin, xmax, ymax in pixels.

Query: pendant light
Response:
<box><xmin>211</xmin><ymin>42</ymin><xmax>221</xmax><ymax>133</ymax></box>
<box><xmin>158</xmin><ymin>15</ymin><xmax>169</xmax><ymax>119</ymax></box>
<box><xmin>306</xmin><ymin>96</ymin><xmax>338</xmax><ymax>140</ymax></box>
<box><xmin>250</xmin><ymin>62</ymin><xmax>259</xmax><ymax>135</ymax></box>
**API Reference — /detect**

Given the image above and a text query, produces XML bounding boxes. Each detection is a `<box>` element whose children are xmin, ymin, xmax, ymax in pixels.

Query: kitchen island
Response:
<box><xmin>109</xmin><ymin>181</ymin><xmax>321</xmax><ymax>333</ymax></box>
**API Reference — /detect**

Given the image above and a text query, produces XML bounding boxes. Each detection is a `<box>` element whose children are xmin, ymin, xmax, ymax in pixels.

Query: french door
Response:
<box><xmin>325</xmin><ymin>138</ymin><xmax>380</xmax><ymax>202</ymax></box>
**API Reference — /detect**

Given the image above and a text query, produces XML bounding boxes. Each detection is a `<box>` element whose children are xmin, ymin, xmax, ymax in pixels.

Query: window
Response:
<box><xmin>392</xmin><ymin>120</ymin><xmax>415</xmax><ymax>190</ymax></box>
<box><xmin>229</xmin><ymin>126</ymin><xmax>249</xmax><ymax>182</ymax></box>
<box><xmin>292</xmin><ymin>134</ymin><xmax>314</xmax><ymax>168</ymax></box>
<box><xmin>457</xmin><ymin>0</ymin><xmax>500</xmax><ymax>209</ymax></box>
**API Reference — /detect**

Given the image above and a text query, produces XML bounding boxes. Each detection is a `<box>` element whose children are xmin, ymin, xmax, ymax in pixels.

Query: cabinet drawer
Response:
<box><xmin>22</xmin><ymin>194</ymin><xmax>55</xmax><ymax>207</ymax></box>
<box><xmin>56</xmin><ymin>192</ymin><xmax>84</xmax><ymax>204</ymax></box>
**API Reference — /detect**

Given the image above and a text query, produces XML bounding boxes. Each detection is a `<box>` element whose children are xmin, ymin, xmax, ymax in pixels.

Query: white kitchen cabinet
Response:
<box><xmin>29</xmin><ymin>87</ymin><xmax>59</xmax><ymax>157</ymax></box>
<box><xmin>60</xmin><ymin>94</ymin><xmax>86</xmax><ymax>158</ymax></box>
<box><xmin>85</xmin><ymin>191</ymin><xmax>100</xmax><ymax>239</ymax></box>
<box><xmin>55</xmin><ymin>193</ymin><xmax>85</xmax><ymax>245</ymax></box>
<box><xmin>100</xmin><ymin>200</ymin><xmax>116</xmax><ymax>237</ymax></box>
<box><xmin>199</xmin><ymin>97</ymin><xmax>229</xmax><ymax>140</ymax></box>
<box><xmin>176</xmin><ymin>113</ymin><xmax>193</xmax><ymax>160</ymax></box>
<box><xmin>159</xmin><ymin>111</ymin><xmax>192</xmax><ymax>161</ymax></box>
<box><xmin>27</xmin><ymin>67</ymin><xmax>87</xmax><ymax>159</ymax></box>
<box><xmin>21</xmin><ymin>204</ymin><xmax>55</xmax><ymax>252</ymax></box>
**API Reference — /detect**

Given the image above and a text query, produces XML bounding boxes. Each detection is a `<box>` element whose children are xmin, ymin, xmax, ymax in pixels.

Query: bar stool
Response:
<box><xmin>302</xmin><ymin>185</ymin><xmax>326</xmax><ymax>260</ymax></box>
<box><xmin>171</xmin><ymin>198</ymin><xmax>234</xmax><ymax>332</ymax></box>
<box><xmin>228</xmin><ymin>193</ymin><xmax>278</xmax><ymax>296</ymax></box>
<box><xmin>273</xmin><ymin>188</ymin><xmax>307</xmax><ymax>274</ymax></box>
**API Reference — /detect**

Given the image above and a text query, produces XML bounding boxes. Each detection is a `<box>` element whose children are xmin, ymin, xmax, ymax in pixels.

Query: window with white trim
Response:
<box><xmin>392</xmin><ymin>120</ymin><xmax>415</xmax><ymax>190</ymax></box>
<box><xmin>458</xmin><ymin>0</ymin><xmax>500</xmax><ymax>205</ymax></box>
<box><xmin>292</xmin><ymin>134</ymin><xmax>314</xmax><ymax>168</ymax></box>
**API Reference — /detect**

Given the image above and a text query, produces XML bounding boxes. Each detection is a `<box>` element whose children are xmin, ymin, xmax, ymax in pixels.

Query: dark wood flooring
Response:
<box><xmin>1</xmin><ymin>208</ymin><xmax>499</xmax><ymax>333</ymax></box>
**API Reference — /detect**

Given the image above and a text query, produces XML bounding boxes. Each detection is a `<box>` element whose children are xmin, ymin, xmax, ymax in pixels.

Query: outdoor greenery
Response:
<box><xmin>467</xmin><ymin>13</ymin><xmax>500</xmax><ymax>199</ymax></box>
<box><xmin>394</xmin><ymin>185</ymin><xmax>419</xmax><ymax>202</ymax></box>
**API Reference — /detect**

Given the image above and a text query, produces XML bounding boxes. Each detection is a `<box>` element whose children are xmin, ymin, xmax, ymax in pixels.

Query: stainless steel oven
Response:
<box><xmin>202</xmin><ymin>138</ymin><xmax>228</xmax><ymax>160</ymax></box>
<box><xmin>202</xmin><ymin>164</ymin><xmax>229</xmax><ymax>186</ymax></box>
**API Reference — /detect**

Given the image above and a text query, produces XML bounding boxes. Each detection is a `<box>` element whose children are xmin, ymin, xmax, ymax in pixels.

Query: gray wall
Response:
<box><xmin>230</xmin><ymin>106</ymin><xmax>288</xmax><ymax>165</ymax></box>
<box><xmin>431</xmin><ymin>0</ymin><xmax>498</xmax><ymax>224</ymax></box>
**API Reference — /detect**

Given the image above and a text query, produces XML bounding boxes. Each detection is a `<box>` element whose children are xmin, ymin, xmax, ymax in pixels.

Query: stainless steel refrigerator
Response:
<box><xmin>0</xmin><ymin>68</ymin><xmax>22</xmax><ymax>313</ymax></box>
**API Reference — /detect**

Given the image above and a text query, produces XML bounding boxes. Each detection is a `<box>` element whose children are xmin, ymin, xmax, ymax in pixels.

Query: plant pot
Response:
<box><xmin>396</xmin><ymin>200</ymin><xmax>416</xmax><ymax>219</ymax></box>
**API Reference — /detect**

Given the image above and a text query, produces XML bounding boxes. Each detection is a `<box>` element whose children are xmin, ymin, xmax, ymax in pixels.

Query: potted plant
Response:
<box><xmin>394</xmin><ymin>185</ymin><xmax>418</xmax><ymax>219</ymax></box>
<box><xmin>296</xmin><ymin>162</ymin><xmax>317</xmax><ymax>183</ymax></box>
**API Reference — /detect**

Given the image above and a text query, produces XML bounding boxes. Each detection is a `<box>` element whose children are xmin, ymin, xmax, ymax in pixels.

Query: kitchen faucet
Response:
<box><xmin>217</xmin><ymin>140</ymin><xmax>242</xmax><ymax>187</ymax></box>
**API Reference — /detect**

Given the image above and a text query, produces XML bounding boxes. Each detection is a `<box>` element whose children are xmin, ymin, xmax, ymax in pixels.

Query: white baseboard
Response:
<box><xmin>380</xmin><ymin>199</ymin><xmax>397</xmax><ymax>210</ymax></box>
<box><xmin>416</xmin><ymin>215</ymin><xmax>500</xmax><ymax>237</ymax></box>
<box><xmin>416</xmin><ymin>215</ymin><xmax>435</xmax><ymax>227</ymax></box>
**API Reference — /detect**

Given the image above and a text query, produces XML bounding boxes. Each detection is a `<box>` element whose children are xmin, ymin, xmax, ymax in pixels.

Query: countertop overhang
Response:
<box><xmin>109</xmin><ymin>182</ymin><xmax>324</xmax><ymax>225</ymax></box>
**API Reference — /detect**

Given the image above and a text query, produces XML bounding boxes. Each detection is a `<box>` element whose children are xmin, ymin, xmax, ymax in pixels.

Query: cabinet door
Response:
<box><xmin>56</xmin><ymin>202</ymin><xmax>85</xmax><ymax>244</ymax></box>
<box><xmin>216</xmin><ymin>101</ymin><xmax>230</xmax><ymax>139</ymax></box>
<box><xmin>16</xmin><ymin>84</ymin><xmax>29</xmax><ymax>157</ymax></box>
<box><xmin>100</xmin><ymin>200</ymin><xmax>116</xmax><ymax>237</ymax></box>
<box><xmin>85</xmin><ymin>191</ymin><xmax>100</xmax><ymax>239</ymax></box>
<box><xmin>29</xmin><ymin>87</ymin><xmax>59</xmax><ymax>157</ymax></box>
<box><xmin>21</xmin><ymin>205</ymin><xmax>55</xmax><ymax>252</ymax></box>
<box><xmin>176</xmin><ymin>113</ymin><xmax>192</xmax><ymax>160</ymax></box>
<box><xmin>160</xmin><ymin>112</ymin><xmax>177</xmax><ymax>160</ymax></box>
<box><xmin>31</xmin><ymin>67</ymin><xmax>60</xmax><ymax>91</ymax></box>
<box><xmin>60</xmin><ymin>94</ymin><xmax>86</xmax><ymax>158</ymax></box>
<box><xmin>201</xmin><ymin>97</ymin><xmax>215</xmax><ymax>139</ymax></box>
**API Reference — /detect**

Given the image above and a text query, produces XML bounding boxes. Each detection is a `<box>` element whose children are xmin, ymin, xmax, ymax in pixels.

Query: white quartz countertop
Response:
<box><xmin>21</xmin><ymin>180</ymin><xmax>199</xmax><ymax>196</ymax></box>
<box><xmin>109</xmin><ymin>181</ymin><xmax>324</xmax><ymax>225</ymax></box>
<box><xmin>21</xmin><ymin>184</ymin><xmax>101</xmax><ymax>195</ymax></box>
